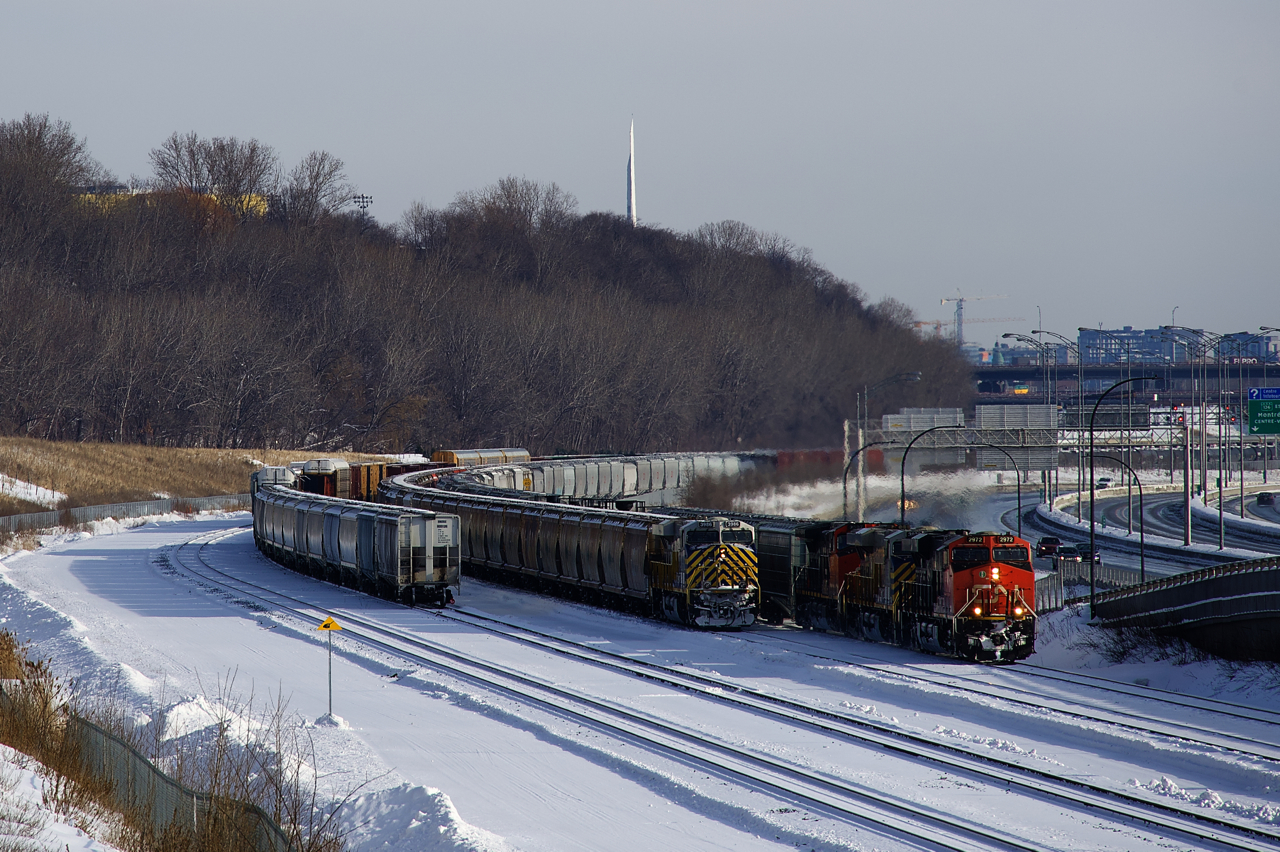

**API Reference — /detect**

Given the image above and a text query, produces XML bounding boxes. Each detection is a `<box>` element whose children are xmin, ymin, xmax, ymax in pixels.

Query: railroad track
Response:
<box><xmin>734</xmin><ymin>629</ymin><xmax>1280</xmax><ymax>765</ymax></box>
<box><xmin>168</xmin><ymin>525</ymin><xmax>1280</xmax><ymax>852</ymax></box>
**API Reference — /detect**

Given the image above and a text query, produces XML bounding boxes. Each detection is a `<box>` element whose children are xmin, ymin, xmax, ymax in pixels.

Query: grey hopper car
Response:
<box><xmin>252</xmin><ymin>483</ymin><xmax>460</xmax><ymax>606</ymax></box>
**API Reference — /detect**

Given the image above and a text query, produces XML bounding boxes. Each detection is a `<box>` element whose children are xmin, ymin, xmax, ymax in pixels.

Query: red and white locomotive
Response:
<box><xmin>793</xmin><ymin>525</ymin><xmax>1037</xmax><ymax>663</ymax></box>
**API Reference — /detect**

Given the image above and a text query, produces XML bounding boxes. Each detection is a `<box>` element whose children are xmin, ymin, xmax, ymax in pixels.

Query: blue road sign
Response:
<box><xmin>1249</xmin><ymin>387</ymin><xmax>1280</xmax><ymax>400</ymax></box>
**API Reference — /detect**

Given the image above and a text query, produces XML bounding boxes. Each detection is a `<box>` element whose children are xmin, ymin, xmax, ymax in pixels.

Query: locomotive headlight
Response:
<box><xmin>973</xmin><ymin>606</ymin><xmax>982</xmax><ymax>616</ymax></box>
<box><xmin>991</xmin><ymin>567</ymin><xmax>1000</xmax><ymax>580</ymax></box>
<box><xmin>1014</xmin><ymin>606</ymin><xmax>1024</xmax><ymax>617</ymax></box>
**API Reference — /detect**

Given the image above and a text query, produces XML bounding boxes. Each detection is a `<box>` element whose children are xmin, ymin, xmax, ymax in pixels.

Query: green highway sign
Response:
<box><xmin>1248</xmin><ymin>389</ymin><xmax>1280</xmax><ymax>435</ymax></box>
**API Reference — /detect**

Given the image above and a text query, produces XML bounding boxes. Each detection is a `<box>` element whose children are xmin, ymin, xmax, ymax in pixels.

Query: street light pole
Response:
<box><xmin>855</xmin><ymin>372</ymin><xmax>921</xmax><ymax>522</ymax></box>
<box><xmin>900</xmin><ymin>425</ymin><xmax>966</xmax><ymax>526</ymax></box>
<box><xmin>1034</xmin><ymin>329</ymin><xmax>1082</xmax><ymax>520</ymax></box>
<box><xmin>976</xmin><ymin>443</ymin><xmax>1023</xmax><ymax>537</ymax></box>
<box><xmin>1089</xmin><ymin>375</ymin><xmax>1158</xmax><ymax>617</ymax></box>
<box><xmin>1096</xmin><ymin>454</ymin><xmax>1147</xmax><ymax>583</ymax></box>
<box><xmin>842</xmin><ymin>440</ymin><xmax>902</xmax><ymax>520</ymax></box>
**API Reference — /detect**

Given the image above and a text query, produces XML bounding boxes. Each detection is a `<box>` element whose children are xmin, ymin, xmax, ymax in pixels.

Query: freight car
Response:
<box><xmin>379</xmin><ymin>472</ymin><xmax>759</xmax><ymax>628</ymax></box>
<box><xmin>431</xmin><ymin>448</ymin><xmax>532</xmax><ymax>468</ymax></box>
<box><xmin>251</xmin><ymin>477</ymin><xmax>460</xmax><ymax>606</ymax></box>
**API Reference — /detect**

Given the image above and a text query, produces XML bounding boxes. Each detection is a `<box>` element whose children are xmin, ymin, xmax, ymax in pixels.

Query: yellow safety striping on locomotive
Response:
<box><xmin>685</xmin><ymin>545</ymin><xmax>757</xmax><ymax>589</ymax></box>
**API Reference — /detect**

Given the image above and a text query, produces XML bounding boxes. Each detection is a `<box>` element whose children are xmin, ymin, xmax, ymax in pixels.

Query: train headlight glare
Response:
<box><xmin>1014</xmin><ymin>606</ymin><xmax>1024</xmax><ymax>617</ymax></box>
<box><xmin>973</xmin><ymin>606</ymin><xmax>982</xmax><ymax>616</ymax></box>
<box><xmin>991</xmin><ymin>567</ymin><xmax>1000</xmax><ymax>580</ymax></box>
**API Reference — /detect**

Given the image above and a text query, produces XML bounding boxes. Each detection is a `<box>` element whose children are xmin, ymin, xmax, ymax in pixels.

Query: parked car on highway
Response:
<box><xmin>1258</xmin><ymin>492</ymin><xmax>1276</xmax><ymax>507</ymax></box>
<box><xmin>1035</xmin><ymin>536</ymin><xmax>1062</xmax><ymax>558</ymax></box>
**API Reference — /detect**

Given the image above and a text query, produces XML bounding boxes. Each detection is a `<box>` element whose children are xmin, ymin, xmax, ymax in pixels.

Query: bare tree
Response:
<box><xmin>148</xmin><ymin>131</ymin><xmax>208</xmax><ymax>192</ymax></box>
<box><xmin>148</xmin><ymin>133</ymin><xmax>278</xmax><ymax>220</ymax></box>
<box><xmin>282</xmin><ymin>150</ymin><xmax>353</xmax><ymax>225</ymax></box>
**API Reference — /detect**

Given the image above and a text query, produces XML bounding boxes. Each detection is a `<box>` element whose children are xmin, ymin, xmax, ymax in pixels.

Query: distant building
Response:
<box><xmin>1075</xmin><ymin>327</ymin><xmax>1279</xmax><ymax>364</ymax></box>
<box><xmin>1077</xmin><ymin>327</ymin><xmax>1192</xmax><ymax>365</ymax></box>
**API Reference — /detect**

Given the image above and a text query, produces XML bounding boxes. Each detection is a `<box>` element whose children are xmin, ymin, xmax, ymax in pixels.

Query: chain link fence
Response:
<box><xmin>0</xmin><ymin>494</ymin><xmax>250</xmax><ymax>534</ymax></box>
<box><xmin>72</xmin><ymin>714</ymin><xmax>293</xmax><ymax>851</ymax></box>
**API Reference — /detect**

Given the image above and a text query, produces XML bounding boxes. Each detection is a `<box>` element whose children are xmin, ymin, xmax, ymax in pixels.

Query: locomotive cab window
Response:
<box><xmin>992</xmin><ymin>546</ymin><xmax>1031</xmax><ymax>565</ymax></box>
<box><xmin>685</xmin><ymin>530</ymin><xmax>720</xmax><ymax>546</ymax></box>
<box><xmin>951</xmin><ymin>546</ymin><xmax>989</xmax><ymax>565</ymax></box>
<box><xmin>721</xmin><ymin>529</ymin><xmax>753</xmax><ymax>544</ymax></box>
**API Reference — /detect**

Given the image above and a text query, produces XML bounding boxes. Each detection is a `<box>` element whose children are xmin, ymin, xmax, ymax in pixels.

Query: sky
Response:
<box><xmin>4</xmin><ymin>1</ymin><xmax>1279</xmax><ymax>346</ymax></box>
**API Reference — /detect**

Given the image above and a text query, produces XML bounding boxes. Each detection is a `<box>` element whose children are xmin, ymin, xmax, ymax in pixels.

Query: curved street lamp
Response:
<box><xmin>1002</xmin><ymin>333</ymin><xmax>1053</xmax><ymax>406</ymax></box>
<box><xmin>849</xmin><ymin>372</ymin><xmax>921</xmax><ymax>522</ymax></box>
<box><xmin>900</xmin><ymin>424</ymin><xmax>966</xmax><ymax>526</ymax></box>
<box><xmin>975</xmin><ymin>442</ymin><xmax>1023</xmax><ymax>537</ymax></box>
<box><xmin>841</xmin><ymin>440</ymin><xmax>902</xmax><ymax>521</ymax></box>
<box><xmin>1090</xmin><ymin>375</ymin><xmax>1159</xmax><ymax>616</ymax></box>
<box><xmin>1034</xmin><ymin>329</ymin><xmax>1084</xmax><ymax>520</ymax></box>
<box><xmin>1094</xmin><ymin>453</ymin><xmax>1147</xmax><ymax>584</ymax></box>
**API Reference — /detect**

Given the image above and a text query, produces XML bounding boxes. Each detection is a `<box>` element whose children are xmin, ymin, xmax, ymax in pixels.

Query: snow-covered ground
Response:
<box><xmin>0</xmin><ymin>474</ymin><xmax>65</xmax><ymax>509</ymax></box>
<box><xmin>1</xmin><ymin>511</ymin><xmax>1278</xmax><ymax>851</ymax></box>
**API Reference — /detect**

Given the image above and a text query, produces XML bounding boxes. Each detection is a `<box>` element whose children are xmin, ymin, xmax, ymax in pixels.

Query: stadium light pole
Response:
<box><xmin>1090</xmin><ymin>375</ymin><xmax>1158</xmax><ymax>617</ymax></box>
<box><xmin>900</xmin><ymin>425</ymin><xmax>966</xmax><ymax>526</ymax></box>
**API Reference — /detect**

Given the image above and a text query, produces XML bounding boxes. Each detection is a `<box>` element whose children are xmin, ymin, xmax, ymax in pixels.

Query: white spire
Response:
<box><xmin>627</xmin><ymin>120</ymin><xmax>636</xmax><ymax>226</ymax></box>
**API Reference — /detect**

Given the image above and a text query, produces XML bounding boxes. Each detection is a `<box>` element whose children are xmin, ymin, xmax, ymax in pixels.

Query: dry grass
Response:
<box><xmin>0</xmin><ymin>496</ymin><xmax>45</xmax><ymax>517</ymax></box>
<box><xmin>0</xmin><ymin>438</ymin><xmax>386</xmax><ymax>513</ymax></box>
<box><xmin>0</xmin><ymin>632</ymin><xmax>349</xmax><ymax>852</ymax></box>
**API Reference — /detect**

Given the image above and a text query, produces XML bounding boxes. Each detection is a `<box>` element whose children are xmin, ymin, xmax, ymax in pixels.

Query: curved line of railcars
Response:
<box><xmin>251</xmin><ymin>481</ymin><xmax>461</xmax><ymax>607</ymax></box>
<box><xmin>661</xmin><ymin>508</ymin><xmax>1038</xmax><ymax>662</ymax></box>
<box><xmin>379</xmin><ymin>472</ymin><xmax>760</xmax><ymax>629</ymax></box>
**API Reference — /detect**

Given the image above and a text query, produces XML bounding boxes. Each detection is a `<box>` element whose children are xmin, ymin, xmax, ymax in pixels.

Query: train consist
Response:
<box><xmin>790</xmin><ymin>524</ymin><xmax>1036</xmax><ymax>663</ymax></box>
<box><xmin>249</xmin><ymin>449</ymin><xmax>1037</xmax><ymax>660</ymax></box>
<box><xmin>649</xmin><ymin>509</ymin><xmax>1037</xmax><ymax>662</ymax></box>
<box><xmin>251</xmin><ymin>471</ymin><xmax>461</xmax><ymax>606</ymax></box>
<box><xmin>379</xmin><ymin>473</ymin><xmax>760</xmax><ymax>628</ymax></box>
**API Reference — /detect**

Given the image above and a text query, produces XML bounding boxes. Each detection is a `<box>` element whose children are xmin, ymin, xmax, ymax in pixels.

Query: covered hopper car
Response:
<box><xmin>379</xmin><ymin>472</ymin><xmax>760</xmax><ymax>628</ymax></box>
<box><xmin>252</xmin><ymin>478</ymin><xmax>460</xmax><ymax>606</ymax></box>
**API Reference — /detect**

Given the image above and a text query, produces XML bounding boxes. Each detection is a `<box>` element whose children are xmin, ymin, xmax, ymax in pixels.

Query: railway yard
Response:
<box><xmin>2</xmin><ymin>499</ymin><xmax>1278</xmax><ymax>852</ymax></box>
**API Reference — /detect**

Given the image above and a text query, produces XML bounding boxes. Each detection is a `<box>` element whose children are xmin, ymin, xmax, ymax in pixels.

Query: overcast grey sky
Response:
<box><xmin>5</xmin><ymin>1</ymin><xmax>1278</xmax><ymax>346</ymax></box>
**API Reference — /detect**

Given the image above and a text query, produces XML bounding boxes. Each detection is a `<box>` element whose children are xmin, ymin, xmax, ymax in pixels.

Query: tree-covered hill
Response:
<box><xmin>0</xmin><ymin>115</ymin><xmax>970</xmax><ymax>453</ymax></box>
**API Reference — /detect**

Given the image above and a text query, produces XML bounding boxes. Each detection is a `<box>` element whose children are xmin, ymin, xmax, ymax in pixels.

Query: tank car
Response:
<box><xmin>252</xmin><ymin>481</ymin><xmax>460</xmax><ymax>606</ymax></box>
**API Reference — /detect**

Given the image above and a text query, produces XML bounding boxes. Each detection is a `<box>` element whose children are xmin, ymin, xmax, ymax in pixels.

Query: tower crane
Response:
<box><xmin>940</xmin><ymin>292</ymin><xmax>1008</xmax><ymax>345</ymax></box>
<box><xmin>913</xmin><ymin>316</ymin><xmax>1025</xmax><ymax>338</ymax></box>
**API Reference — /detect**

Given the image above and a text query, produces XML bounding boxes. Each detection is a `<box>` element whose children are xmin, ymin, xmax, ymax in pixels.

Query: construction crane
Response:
<box><xmin>913</xmin><ymin>316</ymin><xmax>1025</xmax><ymax>338</ymax></box>
<box><xmin>940</xmin><ymin>292</ymin><xmax>1008</xmax><ymax>346</ymax></box>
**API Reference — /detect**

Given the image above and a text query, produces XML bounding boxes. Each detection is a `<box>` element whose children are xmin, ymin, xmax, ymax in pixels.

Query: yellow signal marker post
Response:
<box><xmin>317</xmin><ymin>617</ymin><xmax>343</xmax><ymax>718</ymax></box>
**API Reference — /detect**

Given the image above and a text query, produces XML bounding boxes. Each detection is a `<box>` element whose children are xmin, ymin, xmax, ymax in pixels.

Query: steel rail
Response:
<box><xmin>174</xmin><ymin>527</ymin><xmax>1280</xmax><ymax>852</ymax></box>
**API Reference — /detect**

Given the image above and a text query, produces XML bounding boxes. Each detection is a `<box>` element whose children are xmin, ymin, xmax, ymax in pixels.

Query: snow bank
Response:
<box><xmin>340</xmin><ymin>783</ymin><xmax>514</xmax><ymax>852</ymax></box>
<box><xmin>0</xmin><ymin>473</ymin><xmax>65</xmax><ymax>508</ymax></box>
<box><xmin>0</xmin><ymin>743</ymin><xmax>124</xmax><ymax>851</ymax></box>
